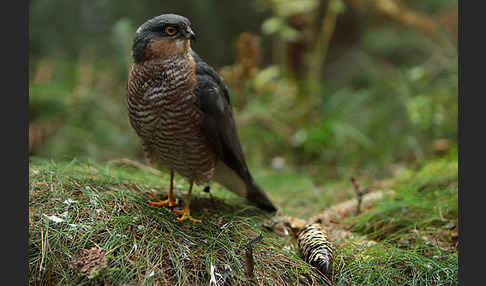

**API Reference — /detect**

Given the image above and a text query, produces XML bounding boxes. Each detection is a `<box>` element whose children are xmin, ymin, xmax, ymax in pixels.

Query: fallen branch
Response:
<box><xmin>307</xmin><ymin>190</ymin><xmax>394</xmax><ymax>226</ymax></box>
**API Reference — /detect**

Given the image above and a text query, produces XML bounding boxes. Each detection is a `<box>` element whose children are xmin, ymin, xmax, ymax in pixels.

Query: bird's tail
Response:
<box><xmin>213</xmin><ymin>161</ymin><xmax>277</xmax><ymax>212</ymax></box>
<box><xmin>246</xmin><ymin>178</ymin><xmax>277</xmax><ymax>212</ymax></box>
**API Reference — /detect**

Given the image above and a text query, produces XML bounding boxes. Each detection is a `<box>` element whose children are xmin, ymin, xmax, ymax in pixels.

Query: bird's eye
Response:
<box><xmin>165</xmin><ymin>26</ymin><xmax>177</xmax><ymax>36</ymax></box>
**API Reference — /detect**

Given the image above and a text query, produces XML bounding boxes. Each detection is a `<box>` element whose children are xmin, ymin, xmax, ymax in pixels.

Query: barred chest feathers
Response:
<box><xmin>127</xmin><ymin>52</ymin><xmax>216</xmax><ymax>184</ymax></box>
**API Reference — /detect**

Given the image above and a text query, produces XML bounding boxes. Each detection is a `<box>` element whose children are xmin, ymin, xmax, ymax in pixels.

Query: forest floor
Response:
<box><xmin>29</xmin><ymin>154</ymin><xmax>458</xmax><ymax>285</ymax></box>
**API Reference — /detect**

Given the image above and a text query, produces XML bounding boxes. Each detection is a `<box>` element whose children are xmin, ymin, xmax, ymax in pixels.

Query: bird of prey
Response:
<box><xmin>127</xmin><ymin>14</ymin><xmax>277</xmax><ymax>223</ymax></box>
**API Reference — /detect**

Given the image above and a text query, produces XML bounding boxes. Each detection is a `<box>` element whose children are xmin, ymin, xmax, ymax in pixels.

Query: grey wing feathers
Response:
<box><xmin>192</xmin><ymin>52</ymin><xmax>248</xmax><ymax>179</ymax></box>
<box><xmin>192</xmin><ymin>51</ymin><xmax>277</xmax><ymax>212</ymax></box>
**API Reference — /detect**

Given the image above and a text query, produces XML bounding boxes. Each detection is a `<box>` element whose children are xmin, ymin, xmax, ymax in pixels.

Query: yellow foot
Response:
<box><xmin>147</xmin><ymin>192</ymin><xmax>178</xmax><ymax>208</ymax></box>
<box><xmin>170</xmin><ymin>209</ymin><xmax>202</xmax><ymax>223</ymax></box>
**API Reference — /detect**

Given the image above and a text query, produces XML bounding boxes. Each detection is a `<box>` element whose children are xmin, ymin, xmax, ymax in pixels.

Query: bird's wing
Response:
<box><xmin>192</xmin><ymin>51</ymin><xmax>276</xmax><ymax>212</ymax></box>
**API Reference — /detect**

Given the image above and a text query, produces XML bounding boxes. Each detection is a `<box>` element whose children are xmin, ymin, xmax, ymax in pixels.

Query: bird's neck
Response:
<box><xmin>129</xmin><ymin>52</ymin><xmax>196</xmax><ymax>100</ymax></box>
<box><xmin>158</xmin><ymin>52</ymin><xmax>196</xmax><ymax>85</ymax></box>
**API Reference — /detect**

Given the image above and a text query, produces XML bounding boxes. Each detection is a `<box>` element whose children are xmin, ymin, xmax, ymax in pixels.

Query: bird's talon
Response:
<box><xmin>168</xmin><ymin>200</ymin><xmax>179</xmax><ymax>208</ymax></box>
<box><xmin>173</xmin><ymin>209</ymin><xmax>202</xmax><ymax>223</ymax></box>
<box><xmin>147</xmin><ymin>193</ymin><xmax>178</xmax><ymax>208</ymax></box>
<box><xmin>148</xmin><ymin>199</ymin><xmax>169</xmax><ymax>207</ymax></box>
<box><xmin>176</xmin><ymin>214</ymin><xmax>202</xmax><ymax>224</ymax></box>
<box><xmin>170</xmin><ymin>208</ymin><xmax>185</xmax><ymax>215</ymax></box>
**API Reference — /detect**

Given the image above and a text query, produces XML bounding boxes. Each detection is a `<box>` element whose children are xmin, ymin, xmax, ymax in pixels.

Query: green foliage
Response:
<box><xmin>112</xmin><ymin>18</ymin><xmax>136</xmax><ymax>80</ymax></box>
<box><xmin>29</xmin><ymin>58</ymin><xmax>140</xmax><ymax>160</ymax></box>
<box><xmin>349</xmin><ymin>156</ymin><xmax>458</xmax><ymax>243</ymax></box>
<box><xmin>231</xmin><ymin>3</ymin><xmax>458</xmax><ymax>179</ymax></box>
<box><xmin>260</xmin><ymin>0</ymin><xmax>320</xmax><ymax>42</ymax></box>
<box><xmin>407</xmin><ymin>0</ymin><xmax>457</xmax><ymax>14</ymax></box>
<box><xmin>29</xmin><ymin>83</ymin><xmax>70</xmax><ymax>123</ymax></box>
<box><xmin>236</xmin><ymin>50</ymin><xmax>457</xmax><ymax>178</ymax></box>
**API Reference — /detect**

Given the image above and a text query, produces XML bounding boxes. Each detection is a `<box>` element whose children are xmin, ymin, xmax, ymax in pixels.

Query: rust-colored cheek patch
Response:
<box><xmin>146</xmin><ymin>38</ymin><xmax>189</xmax><ymax>60</ymax></box>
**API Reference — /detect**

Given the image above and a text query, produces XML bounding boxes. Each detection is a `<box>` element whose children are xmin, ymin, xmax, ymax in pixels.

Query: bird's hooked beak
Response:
<box><xmin>182</xmin><ymin>26</ymin><xmax>196</xmax><ymax>41</ymax></box>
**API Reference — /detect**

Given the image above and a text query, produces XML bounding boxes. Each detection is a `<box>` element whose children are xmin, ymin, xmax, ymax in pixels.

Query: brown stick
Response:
<box><xmin>245</xmin><ymin>233</ymin><xmax>263</xmax><ymax>281</ymax></box>
<box><xmin>350</xmin><ymin>177</ymin><xmax>370</xmax><ymax>215</ymax></box>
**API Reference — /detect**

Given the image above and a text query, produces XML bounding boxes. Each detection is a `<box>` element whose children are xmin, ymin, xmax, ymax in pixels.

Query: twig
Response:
<box><xmin>350</xmin><ymin>177</ymin><xmax>370</xmax><ymax>215</ymax></box>
<box><xmin>245</xmin><ymin>233</ymin><xmax>263</xmax><ymax>281</ymax></box>
<box><xmin>350</xmin><ymin>177</ymin><xmax>362</xmax><ymax>215</ymax></box>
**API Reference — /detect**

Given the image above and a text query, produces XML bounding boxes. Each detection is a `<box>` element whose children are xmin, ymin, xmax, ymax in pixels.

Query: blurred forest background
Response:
<box><xmin>29</xmin><ymin>0</ymin><xmax>458</xmax><ymax>183</ymax></box>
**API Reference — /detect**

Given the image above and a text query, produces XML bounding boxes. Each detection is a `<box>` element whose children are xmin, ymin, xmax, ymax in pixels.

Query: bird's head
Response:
<box><xmin>132</xmin><ymin>14</ymin><xmax>196</xmax><ymax>63</ymax></box>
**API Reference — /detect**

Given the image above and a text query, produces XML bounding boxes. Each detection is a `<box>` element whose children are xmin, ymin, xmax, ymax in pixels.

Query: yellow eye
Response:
<box><xmin>165</xmin><ymin>26</ymin><xmax>177</xmax><ymax>35</ymax></box>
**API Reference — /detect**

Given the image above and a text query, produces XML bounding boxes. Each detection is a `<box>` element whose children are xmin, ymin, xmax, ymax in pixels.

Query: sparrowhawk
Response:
<box><xmin>127</xmin><ymin>14</ymin><xmax>277</xmax><ymax>222</ymax></box>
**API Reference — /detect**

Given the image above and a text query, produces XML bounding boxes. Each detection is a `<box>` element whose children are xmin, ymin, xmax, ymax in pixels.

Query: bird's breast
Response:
<box><xmin>127</xmin><ymin>54</ymin><xmax>215</xmax><ymax>183</ymax></box>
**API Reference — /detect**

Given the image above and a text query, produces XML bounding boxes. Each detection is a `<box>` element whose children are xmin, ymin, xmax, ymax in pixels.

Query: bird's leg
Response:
<box><xmin>148</xmin><ymin>170</ymin><xmax>179</xmax><ymax>208</ymax></box>
<box><xmin>171</xmin><ymin>181</ymin><xmax>202</xmax><ymax>223</ymax></box>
